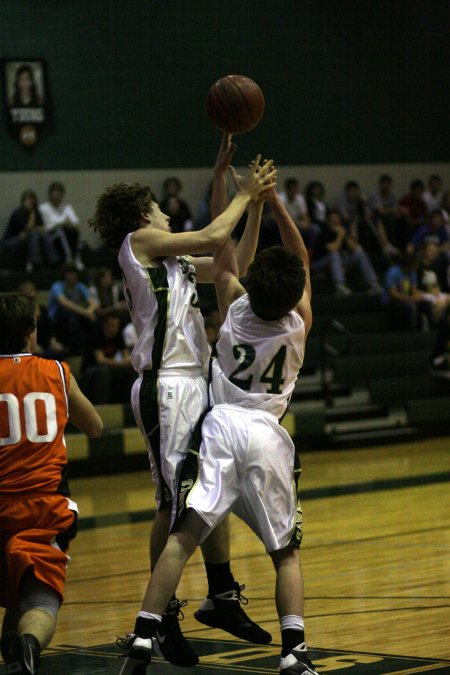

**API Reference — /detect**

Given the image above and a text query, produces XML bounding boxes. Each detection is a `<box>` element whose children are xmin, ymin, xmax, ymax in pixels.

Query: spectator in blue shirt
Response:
<box><xmin>48</xmin><ymin>262</ymin><xmax>98</xmax><ymax>354</ymax></box>
<box><xmin>383</xmin><ymin>254</ymin><xmax>433</xmax><ymax>330</ymax></box>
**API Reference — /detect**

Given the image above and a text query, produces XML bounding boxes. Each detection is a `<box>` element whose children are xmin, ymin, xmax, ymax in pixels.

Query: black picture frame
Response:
<box><xmin>2</xmin><ymin>58</ymin><xmax>52</xmax><ymax>149</ymax></box>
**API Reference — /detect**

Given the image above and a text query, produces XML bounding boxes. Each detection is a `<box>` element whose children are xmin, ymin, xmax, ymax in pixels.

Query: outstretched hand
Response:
<box><xmin>228</xmin><ymin>155</ymin><xmax>277</xmax><ymax>200</ymax></box>
<box><xmin>214</xmin><ymin>132</ymin><xmax>237</xmax><ymax>174</ymax></box>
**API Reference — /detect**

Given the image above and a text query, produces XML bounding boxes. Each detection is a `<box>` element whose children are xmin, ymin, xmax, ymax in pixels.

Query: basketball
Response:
<box><xmin>206</xmin><ymin>74</ymin><xmax>265</xmax><ymax>134</ymax></box>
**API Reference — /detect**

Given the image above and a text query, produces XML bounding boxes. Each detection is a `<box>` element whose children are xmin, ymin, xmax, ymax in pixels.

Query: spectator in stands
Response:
<box><xmin>335</xmin><ymin>179</ymin><xmax>391</xmax><ymax>257</ymax></box>
<box><xmin>407</xmin><ymin>210</ymin><xmax>450</xmax><ymax>292</ymax></box>
<box><xmin>440</xmin><ymin>191</ymin><xmax>450</xmax><ymax>229</ymax></box>
<box><xmin>80</xmin><ymin>312</ymin><xmax>136</xmax><ymax>403</ymax></box>
<box><xmin>159</xmin><ymin>176</ymin><xmax>192</xmax><ymax>228</ymax></box>
<box><xmin>305</xmin><ymin>180</ymin><xmax>328</xmax><ymax>227</ymax></box>
<box><xmin>163</xmin><ymin>195</ymin><xmax>193</xmax><ymax>233</ymax></box>
<box><xmin>367</xmin><ymin>174</ymin><xmax>409</xmax><ymax>252</ymax></box>
<box><xmin>279</xmin><ymin>178</ymin><xmax>320</xmax><ymax>251</ymax></box>
<box><xmin>1</xmin><ymin>190</ymin><xmax>59</xmax><ymax>271</ymax></box>
<box><xmin>89</xmin><ymin>266</ymin><xmax>128</xmax><ymax>321</ymax></box>
<box><xmin>399</xmin><ymin>179</ymin><xmax>427</xmax><ymax>231</ymax></box>
<box><xmin>47</xmin><ymin>262</ymin><xmax>98</xmax><ymax>355</ymax></box>
<box><xmin>311</xmin><ymin>210</ymin><xmax>382</xmax><ymax>296</ymax></box>
<box><xmin>39</xmin><ymin>182</ymin><xmax>82</xmax><ymax>267</ymax></box>
<box><xmin>417</xmin><ymin>245</ymin><xmax>450</xmax><ymax>324</ymax></box>
<box><xmin>194</xmin><ymin>179</ymin><xmax>214</xmax><ymax>230</ymax></box>
<box><xmin>17</xmin><ymin>280</ymin><xmax>67</xmax><ymax>359</ymax></box>
<box><xmin>382</xmin><ymin>253</ymin><xmax>433</xmax><ymax>330</ymax></box>
<box><xmin>423</xmin><ymin>174</ymin><xmax>443</xmax><ymax>214</ymax></box>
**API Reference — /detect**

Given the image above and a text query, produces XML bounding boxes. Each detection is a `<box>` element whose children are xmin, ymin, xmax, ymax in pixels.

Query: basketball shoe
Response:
<box><xmin>279</xmin><ymin>642</ymin><xmax>318</xmax><ymax>674</ymax></box>
<box><xmin>153</xmin><ymin>598</ymin><xmax>199</xmax><ymax>667</ymax></box>
<box><xmin>117</xmin><ymin>634</ymin><xmax>153</xmax><ymax>675</ymax></box>
<box><xmin>194</xmin><ymin>582</ymin><xmax>272</xmax><ymax>644</ymax></box>
<box><xmin>1</xmin><ymin>631</ymin><xmax>40</xmax><ymax>675</ymax></box>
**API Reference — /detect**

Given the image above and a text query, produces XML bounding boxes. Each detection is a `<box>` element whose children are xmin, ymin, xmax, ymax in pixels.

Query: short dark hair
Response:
<box><xmin>284</xmin><ymin>177</ymin><xmax>299</xmax><ymax>189</ymax></box>
<box><xmin>89</xmin><ymin>183</ymin><xmax>157</xmax><ymax>250</ymax></box>
<box><xmin>379</xmin><ymin>174</ymin><xmax>392</xmax><ymax>183</ymax></box>
<box><xmin>0</xmin><ymin>293</ymin><xmax>36</xmax><ymax>353</ymax></box>
<box><xmin>410</xmin><ymin>179</ymin><xmax>425</xmax><ymax>192</ymax></box>
<box><xmin>245</xmin><ymin>246</ymin><xmax>305</xmax><ymax>321</ymax></box>
<box><xmin>48</xmin><ymin>181</ymin><xmax>65</xmax><ymax>194</ymax></box>
<box><xmin>345</xmin><ymin>180</ymin><xmax>359</xmax><ymax>191</ymax></box>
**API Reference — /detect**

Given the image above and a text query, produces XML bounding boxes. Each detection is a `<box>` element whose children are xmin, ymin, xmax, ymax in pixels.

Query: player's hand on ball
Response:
<box><xmin>214</xmin><ymin>132</ymin><xmax>237</xmax><ymax>175</ymax></box>
<box><xmin>229</xmin><ymin>156</ymin><xmax>277</xmax><ymax>200</ymax></box>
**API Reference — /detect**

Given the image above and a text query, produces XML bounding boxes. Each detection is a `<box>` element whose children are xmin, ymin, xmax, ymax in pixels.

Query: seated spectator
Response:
<box><xmin>278</xmin><ymin>177</ymin><xmax>320</xmax><ymax>250</ymax></box>
<box><xmin>1</xmin><ymin>190</ymin><xmax>59</xmax><ymax>270</ymax></box>
<box><xmin>17</xmin><ymin>280</ymin><xmax>67</xmax><ymax>358</ymax></box>
<box><xmin>382</xmin><ymin>253</ymin><xmax>433</xmax><ymax>330</ymax></box>
<box><xmin>39</xmin><ymin>181</ymin><xmax>82</xmax><ymax>267</ymax></box>
<box><xmin>423</xmin><ymin>174</ymin><xmax>443</xmax><ymax>214</ymax></box>
<box><xmin>440</xmin><ymin>190</ymin><xmax>450</xmax><ymax>230</ymax></box>
<box><xmin>164</xmin><ymin>195</ymin><xmax>193</xmax><ymax>233</ymax></box>
<box><xmin>80</xmin><ymin>312</ymin><xmax>137</xmax><ymax>403</ymax></box>
<box><xmin>417</xmin><ymin>243</ymin><xmax>450</xmax><ymax>327</ymax></box>
<box><xmin>159</xmin><ymin>176</ymin><xmax>192</xmax><ymax>228</ymax></box>
<box><xmin>89</xmin><ymin>266</ymin><xmax>128</xmax><ymax>321</ymax></box>
<box><xmin>305</xmin><ymin>180</ymin><xmax>328</xmax><ymax>227</ymax></box>
<box><xmin>194</xmin><ymin>179</ymin><xmax>214</xmax><ymax>230</ymax></box>
<box><xmin>47</xmin><ymin>262</ymin><xmax>98</xmax><ymax>355</ymax></box>
<box><xmin>399</xmin><ymin>179</ymin><xmax>427</xmax><ymax>232</ymax></box>
<box><xmin>367</xmin><ymin>174</ymin><xmax>409</xmax><ymax>252</ymax></box>
<box><xmin>335</xmin><ymin>179</ymin><xmax>392</xmax><ymax>258</ymax></box>
<box><xmin>407</xmin><ymin>210</ymin><xmax>450</xmax><ymax>291</ymax></box>
<box><xmin>312</xmin><ymin>210</ymin><xmax>382</xmax><ymax>296</ymax></box>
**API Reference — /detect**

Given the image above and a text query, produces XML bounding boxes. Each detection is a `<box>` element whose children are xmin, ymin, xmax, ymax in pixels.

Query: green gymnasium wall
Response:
<box><xmin>1</xmin><ymin>0</ymin><xmax>448</xmax><ymax>172</ymax></box>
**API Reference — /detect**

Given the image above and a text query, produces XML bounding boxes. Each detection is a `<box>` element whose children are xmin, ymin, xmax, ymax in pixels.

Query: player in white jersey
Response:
<box><xmin>89</xmin><ymin>141</ymin><xmax>276</xmax><ymax>669</ymax></box>
<box><xmin>116</xmin><ymin>183</ymin><xmax>319</xmax><ymax>675</ymax></box>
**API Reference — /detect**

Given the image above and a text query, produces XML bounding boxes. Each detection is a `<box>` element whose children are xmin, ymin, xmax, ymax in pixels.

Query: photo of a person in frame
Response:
<box><xmin>7</xmin><ymin>62</ymin><xmax>44</xmax><ymax>107</ymax></box>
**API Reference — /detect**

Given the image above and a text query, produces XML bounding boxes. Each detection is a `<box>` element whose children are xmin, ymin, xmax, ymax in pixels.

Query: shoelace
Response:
<box><xmin>115</xmin><ymin>634</ymin><xmax>131</xmax><ymax>657</ymax></box>
<box><xmin>168</xmin><ymin>598</ymin><xmax>188</xmax><ymax>621</ymax></box>
<box><xmin>235</xmin><ymin>584</ymin><xmax>249</xmax><ymax>606</ymax></box>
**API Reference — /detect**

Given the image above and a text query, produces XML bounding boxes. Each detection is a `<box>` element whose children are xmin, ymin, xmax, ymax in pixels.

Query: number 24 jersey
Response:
<box><xmin>211</xmin><ymin>294</ymin><xmax>306</xmax><ymax>419</ymax></box>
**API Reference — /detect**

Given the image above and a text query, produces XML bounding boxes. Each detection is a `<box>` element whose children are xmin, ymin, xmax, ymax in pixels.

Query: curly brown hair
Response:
<box><xmin>88</xmin><ymin>183</ymin><xmax>157</xmax><ymax>250</ymax></box>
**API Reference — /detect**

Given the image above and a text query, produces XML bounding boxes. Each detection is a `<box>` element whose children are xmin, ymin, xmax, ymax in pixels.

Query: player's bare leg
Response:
<box><xmin>271</xmin><ymin>548</ymin><xmax>317</xmax><ymax>674</ymax></box>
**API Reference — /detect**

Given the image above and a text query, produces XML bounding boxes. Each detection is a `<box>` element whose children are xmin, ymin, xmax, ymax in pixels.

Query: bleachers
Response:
<box><xmin>1</xmin><ymin>262</ymin><xmax>448</xmax><ymax>469</ymax></box>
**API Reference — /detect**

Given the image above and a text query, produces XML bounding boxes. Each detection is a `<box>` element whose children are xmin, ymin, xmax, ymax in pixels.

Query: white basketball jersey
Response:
<box><xmin>118</xmin><ymin>234</ymin><xmax>209</xmax><ymax>373</ymax></box>
<box><xmin>211</xmin><ymin>294</ymin><xmax>305</xmax><ymax>419</ymax></box>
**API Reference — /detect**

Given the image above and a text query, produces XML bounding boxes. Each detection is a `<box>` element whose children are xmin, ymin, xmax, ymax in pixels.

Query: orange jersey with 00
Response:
<box><xmin>0</xmin><ymin>354</ymin><xmax>70</xmax><ymax>494</ymax></box>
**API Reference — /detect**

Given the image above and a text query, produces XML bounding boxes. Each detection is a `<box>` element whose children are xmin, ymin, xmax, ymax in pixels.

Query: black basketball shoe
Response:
<box><xmin>153</xmin><ymin>598</ymin><xmax>199</xmax><ymax>667</ymax></box>
<box><xmin>194</xmin><ymin>582</ymin><xmax>272</xmax><ymax>644</ymax></box>
<box><xmin>1</xmin><ymin>631</ymin><xmax>40</xmax><ymax>675</ymax></box>
<box><xmin>116</xmin><ymin>633</ymin><xmax>153</xmax><ymax>675</ymax></box>
<box><xmin>279</xmin><ymin>641</ymin><xmax>318</xmax><ymax>674</ymax></box>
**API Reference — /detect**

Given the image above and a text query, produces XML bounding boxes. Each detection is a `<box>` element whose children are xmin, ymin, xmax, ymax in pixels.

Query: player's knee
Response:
<box><xmin>19</xmin><ymin>573</ymin><xmax>61</xmax><ymax>620</ymax></box>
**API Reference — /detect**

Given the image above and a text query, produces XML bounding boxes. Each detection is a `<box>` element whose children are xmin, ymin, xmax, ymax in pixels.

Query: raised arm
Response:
<box><xmin>265</xmin><ymin>187</ymin><xmax>312</xmax><ymax>333</ymax></box>
<box><xmin>131</xmin><ymin>156</ymin><xmax>276</xmax><ymax>263</ymax></box>
<box><xmin>211</xmin><ymin>132</ymin><xmax>237</xmax><ymax>220</ymax></box>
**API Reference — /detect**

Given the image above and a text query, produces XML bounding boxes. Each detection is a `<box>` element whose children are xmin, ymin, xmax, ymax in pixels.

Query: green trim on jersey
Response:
<box><xmin>288</xmin><ymin>450</ymin><xmax>303</xmax><ymax>549</ymax></box>
<box><xmin>147</xmin><ymin>265</ymin><xmax>170</xmax><ymax>372</ymax></box>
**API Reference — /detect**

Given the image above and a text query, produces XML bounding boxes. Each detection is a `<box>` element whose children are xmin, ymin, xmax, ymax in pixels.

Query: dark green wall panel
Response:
<box><xmin>1</xmin><ymin>0</ymin><xmax>448</xmax><ymax>171</ymax></box>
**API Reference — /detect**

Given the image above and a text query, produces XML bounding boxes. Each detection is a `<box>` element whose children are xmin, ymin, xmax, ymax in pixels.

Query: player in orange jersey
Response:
<box><xmin>0</xmin><ymin>292</ymin><xmax>103</xmax><ymax>675</ymax></box>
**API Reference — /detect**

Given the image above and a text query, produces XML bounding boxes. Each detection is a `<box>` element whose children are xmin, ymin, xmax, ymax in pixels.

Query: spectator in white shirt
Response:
<box><xmin>39</xmin><ymin>181</ymin><xmax>82</xmax><ymax>267</ymax></box>
<box><xmin>423</xmin><ymin>174</ymin><xmax>443</xmax><ymax>214</ymax></box>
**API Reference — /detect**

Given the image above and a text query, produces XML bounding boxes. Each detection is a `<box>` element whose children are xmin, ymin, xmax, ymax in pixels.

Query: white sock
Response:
<box><xmin>137</xmin><ymin>611</ymin><xmax>162</xmax><ymax>623</ymax></box>
<box><xmin>280</xmin><ymin>614</ymin><xmax>304</xmax><ymax>632</ymax></box>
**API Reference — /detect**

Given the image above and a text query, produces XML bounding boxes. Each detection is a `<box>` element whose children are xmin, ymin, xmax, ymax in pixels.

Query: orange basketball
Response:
<box><xmin>206</xmin><ymin>74</ymin><xmax>265</xmax><ymax>134</ymax></box>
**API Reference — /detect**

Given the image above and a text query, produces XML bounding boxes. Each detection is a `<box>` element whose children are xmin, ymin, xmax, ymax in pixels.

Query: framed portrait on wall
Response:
<box><xmin>2</xmin><ymin>58</ymin><xmax>52</xmax><ymax>149</ymax></box>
